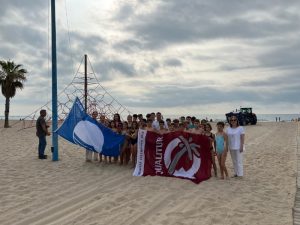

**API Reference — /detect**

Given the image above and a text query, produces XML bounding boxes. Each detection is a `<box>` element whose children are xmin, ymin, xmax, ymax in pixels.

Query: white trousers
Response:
<box><xmin>86</xmin><ymin>149</ymin><xmax>93</xmax><ymax>161</ymax></box>
<box><xmin>93</xmin><ymin>152</ymin><xmax>99</xmax><ymax>161</ymax></box>
<box><xmin>230</xmin><ymin>149</ymin><xmax>243</xmax><ymax>176</ymax></box>
<box><xmin>86</xmin><ymin>149</ymin><xmax>99</xmax><ymax>161</ymax></box>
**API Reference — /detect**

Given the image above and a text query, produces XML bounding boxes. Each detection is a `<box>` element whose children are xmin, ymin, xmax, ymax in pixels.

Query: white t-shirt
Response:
<box><xmin>226</xmin><ymin>126</ymin><xmax>245</xmax><ymax>150</ymax></box>
<box><xmin>152</xmin><ymin>120</ymin><xmax>168</xmax><ymax>130</ymax></box>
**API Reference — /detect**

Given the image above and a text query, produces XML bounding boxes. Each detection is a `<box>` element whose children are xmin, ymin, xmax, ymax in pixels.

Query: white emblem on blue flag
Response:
<box><xmin>73</xmin><ymin>120</ymin><xmax>104</xmax><ymax>152</ymax></box>
<box><xmin>56</xmin><ymin>97</ymin><xmax>125</xmax><ymax>157</ymax></box>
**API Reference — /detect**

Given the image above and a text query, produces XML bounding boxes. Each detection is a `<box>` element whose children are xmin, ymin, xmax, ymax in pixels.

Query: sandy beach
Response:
<box><xmin>0</xmin><ymin>121</ymin><xmax>298</xmax><ymax>225</ymax></box>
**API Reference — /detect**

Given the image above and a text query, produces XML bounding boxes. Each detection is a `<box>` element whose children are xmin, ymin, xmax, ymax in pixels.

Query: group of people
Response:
<box><xmin>36</xmin><ymin>110</ymin><xmax>245</xmax><ymax>179</ymax></box>
<box><xmin>85</xmin><ymin>111</ymin><xmax>245</xmax><ymax>179</ymax></box>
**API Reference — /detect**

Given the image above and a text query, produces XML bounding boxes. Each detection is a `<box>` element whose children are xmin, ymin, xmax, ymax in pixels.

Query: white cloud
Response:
<box><xmin>0</xmin><ymin>0</ymin><xmax>300</xmax><ymax>118</ymax></box>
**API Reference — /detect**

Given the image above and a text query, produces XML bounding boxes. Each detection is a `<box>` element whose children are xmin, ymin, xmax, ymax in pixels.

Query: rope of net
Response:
<box><xmin>10</xmin><ymin>55</ymin><xmax>132</xmax><ymax>131</ymax></box>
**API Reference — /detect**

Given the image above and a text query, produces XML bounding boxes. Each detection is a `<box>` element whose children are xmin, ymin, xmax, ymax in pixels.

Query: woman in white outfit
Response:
<box><xmin>226</xmin><ymin>115</ymin><xmax>245</xmax><ymax>178</ymax></box>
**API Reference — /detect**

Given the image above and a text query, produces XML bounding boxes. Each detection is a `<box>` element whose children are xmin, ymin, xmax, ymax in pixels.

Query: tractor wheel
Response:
<box><xmin>240</xmin><ymin>120</ymin><xmax>246</xmax><ymax>126</ymax></box>
<box><xmin>251</xmin><ymin>115</ymin><xmax>257</xmax><ymax>125</ymax></box>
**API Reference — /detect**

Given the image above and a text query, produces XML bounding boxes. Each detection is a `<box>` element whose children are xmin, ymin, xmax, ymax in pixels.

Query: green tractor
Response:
<box><xmin>226</xmin><ymin>107</ymin><xmax>257</xmax><ymax>125</ymax></box>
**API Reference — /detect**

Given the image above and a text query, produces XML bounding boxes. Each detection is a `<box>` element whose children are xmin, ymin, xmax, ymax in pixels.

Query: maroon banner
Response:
<box><xmin>133</xmin><ymin>129</ymin><xmax>212</xmax><ymax>184</ymax></box>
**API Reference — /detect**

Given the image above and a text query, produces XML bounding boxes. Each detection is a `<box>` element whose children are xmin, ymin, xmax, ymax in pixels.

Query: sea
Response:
<box><xmin>164</xmin><ymin>114</ymin><xmax>300</xmax><ymax>122</ymax></box>
<box><xmin>1</xmin><ymin>114</ymin><xmax>300</xmax><ymax>122</ymax></box>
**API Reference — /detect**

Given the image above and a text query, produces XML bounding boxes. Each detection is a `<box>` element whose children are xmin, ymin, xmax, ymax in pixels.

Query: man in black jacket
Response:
<box><xmin>36</xmin><ymin>109</ymin><xmax>50</xmax><ymax>159</ymax></box>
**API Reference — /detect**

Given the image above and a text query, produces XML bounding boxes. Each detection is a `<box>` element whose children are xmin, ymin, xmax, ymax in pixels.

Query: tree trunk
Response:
<box><xmin>4</xmin><ymin>97</ymin><xmax>10</xmax><ymax>128</ymax></box>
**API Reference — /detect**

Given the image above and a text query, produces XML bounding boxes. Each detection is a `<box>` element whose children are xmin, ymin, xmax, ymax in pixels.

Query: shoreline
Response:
<box><xmin>1</xmin><ymin>113</ymin><xmax>300</xmax><ymax>122</ymax></box>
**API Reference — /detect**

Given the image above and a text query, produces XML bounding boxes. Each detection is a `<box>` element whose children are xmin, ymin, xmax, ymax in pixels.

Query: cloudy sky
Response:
<box><xmin>1</xmin><ymin>0</ymin><xmax>300</xmax><ymax>117</ymax></box>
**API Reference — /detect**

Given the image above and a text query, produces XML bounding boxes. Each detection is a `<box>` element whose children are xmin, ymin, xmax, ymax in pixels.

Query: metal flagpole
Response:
<box><xmin>51</xmin><ymin>0</ymin><xmax>59</xmax><ymax>161</ymax></box>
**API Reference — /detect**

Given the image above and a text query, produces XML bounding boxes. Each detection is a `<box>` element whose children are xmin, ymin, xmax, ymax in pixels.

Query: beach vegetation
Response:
<box><xmin>0</xmin><ymin>60</ymin><xmax>27</xmax><ymax>128</ymax></box>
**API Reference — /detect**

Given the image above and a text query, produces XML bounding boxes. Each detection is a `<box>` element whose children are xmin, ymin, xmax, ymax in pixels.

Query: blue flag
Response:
<box><xmin>56</xmin><ymin>97</ymin><xmax>125</xmax><ymax>157</ymax></box>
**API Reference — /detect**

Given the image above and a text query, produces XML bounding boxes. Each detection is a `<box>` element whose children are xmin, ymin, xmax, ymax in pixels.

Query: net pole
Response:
<box><xmin>84</xmin><ymin>54</ymin><xmax>88</xmax><ymax>113</ymax></box>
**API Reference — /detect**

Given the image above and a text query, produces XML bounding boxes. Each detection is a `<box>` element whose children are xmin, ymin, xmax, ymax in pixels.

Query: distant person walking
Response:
<box><xmin>279</xmin><ymin>117</ymin><xmax>281</xmax><ymax>122</ymax></box>
<box><xmin>226</xmin><ymin>115</ymin><xmax>245</xmax><ymax>178</ymax></box>
<box><xmin>276</xmin><ymin>117</ymin><xmax>277</xmax><ymax>122</ymax></box>
<box><xmin>36</xmin><ymin>109</ymin><xmax>50</xmax><ymax>159</ymax></box>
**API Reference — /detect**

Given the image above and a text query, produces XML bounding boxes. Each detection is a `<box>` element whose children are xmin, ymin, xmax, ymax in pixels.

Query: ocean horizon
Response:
<box><xmin>1</xmin><ymin>113</ymin><xmax>299</xmax><ymax>122</ymax></box>
<box><xmin>164</xmin><ymin>114</ymin><xmax>300</xmax><ymax>122</ymax></box>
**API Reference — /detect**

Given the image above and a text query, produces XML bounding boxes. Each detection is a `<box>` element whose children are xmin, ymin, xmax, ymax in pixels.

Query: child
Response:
<box><xmin>189</xmin><ymin>119</ymin><xmax>204</xmax><ymax>134</ymax></box>
<box><xmin>98</xmin><ymin>114</ymin><xmax>106</xmax><ymax>163</ymax></box>
<box><xmin>120</xmin><ymin>121</ymin><xmax>131</xmax><ymax>165</ymax></box>
<box><xmin>168</xmin><ymin>122</ymin><xmax>175</xmax><ymax>132</ymax></box>
<box><xmin>158</xmin><ymin>120</ymin><xmax>168</xmax><ymax>134</ymax></box>
<box><xmin>146</xmin><ymin>119</ymin><xmax>155</xmax><ymax>132</ymax></box>
<box><xmin>214</xmin><ymin>122</ymin><xmax>229</xmax><ymax>179</ymax></box>
<box><xmin>105</xmin><ymin>121</ymin><xmax>117</xmax><ymax>163</ymax></box>
<box><xmin>204</xmin><ymin>123</ymin><xmax>218</xmax><ymax>177</ymax></box>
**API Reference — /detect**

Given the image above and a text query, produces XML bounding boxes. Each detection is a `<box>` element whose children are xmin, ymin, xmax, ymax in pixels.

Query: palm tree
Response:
<box><xmin>0</xmin><ymin>60</ymin><xmax>27</xmax><ymax>128</ymax></box>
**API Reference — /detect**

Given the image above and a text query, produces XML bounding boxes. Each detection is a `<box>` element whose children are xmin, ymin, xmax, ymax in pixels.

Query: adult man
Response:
<box><xmin>188</xmin><ymin>116</ymin><xmax>196</xmax><ymax>129</ymax></box>
<box><xmin>152</xmin><ymin>112</ymin><xmax>168</xmax><ymax>130</ymax></box>
<box><xmin>150</xmin><ymin>112</ymin><xmax>156</xmax><ymax>122</ymax></box>
<box><xmin>36</xmin><ymin>109</ymin><xmax>50</xmax><ymax>159</ymax></box>
<box><xmin>180</xmin><ymin>116</ymin><xmax>185</xmax><ymax>123</ymax></box>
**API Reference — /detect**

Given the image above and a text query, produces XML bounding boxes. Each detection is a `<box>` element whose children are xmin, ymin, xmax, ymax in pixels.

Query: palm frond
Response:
<box><xmin>0</xmin><ymin>60</ymin><xmax>27</xmax><ymax>98</ymax></box>
<box><xmin>13</xmin><ymin>81</ymin><xmax>24</xmax><ymax>89</ymax></box>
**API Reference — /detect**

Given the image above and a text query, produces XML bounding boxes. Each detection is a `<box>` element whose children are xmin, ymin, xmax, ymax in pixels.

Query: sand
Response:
<box><xmin>0</xmin><ymin>121</ymin><xmax>298</xmax><ymax>225</ymax></box>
